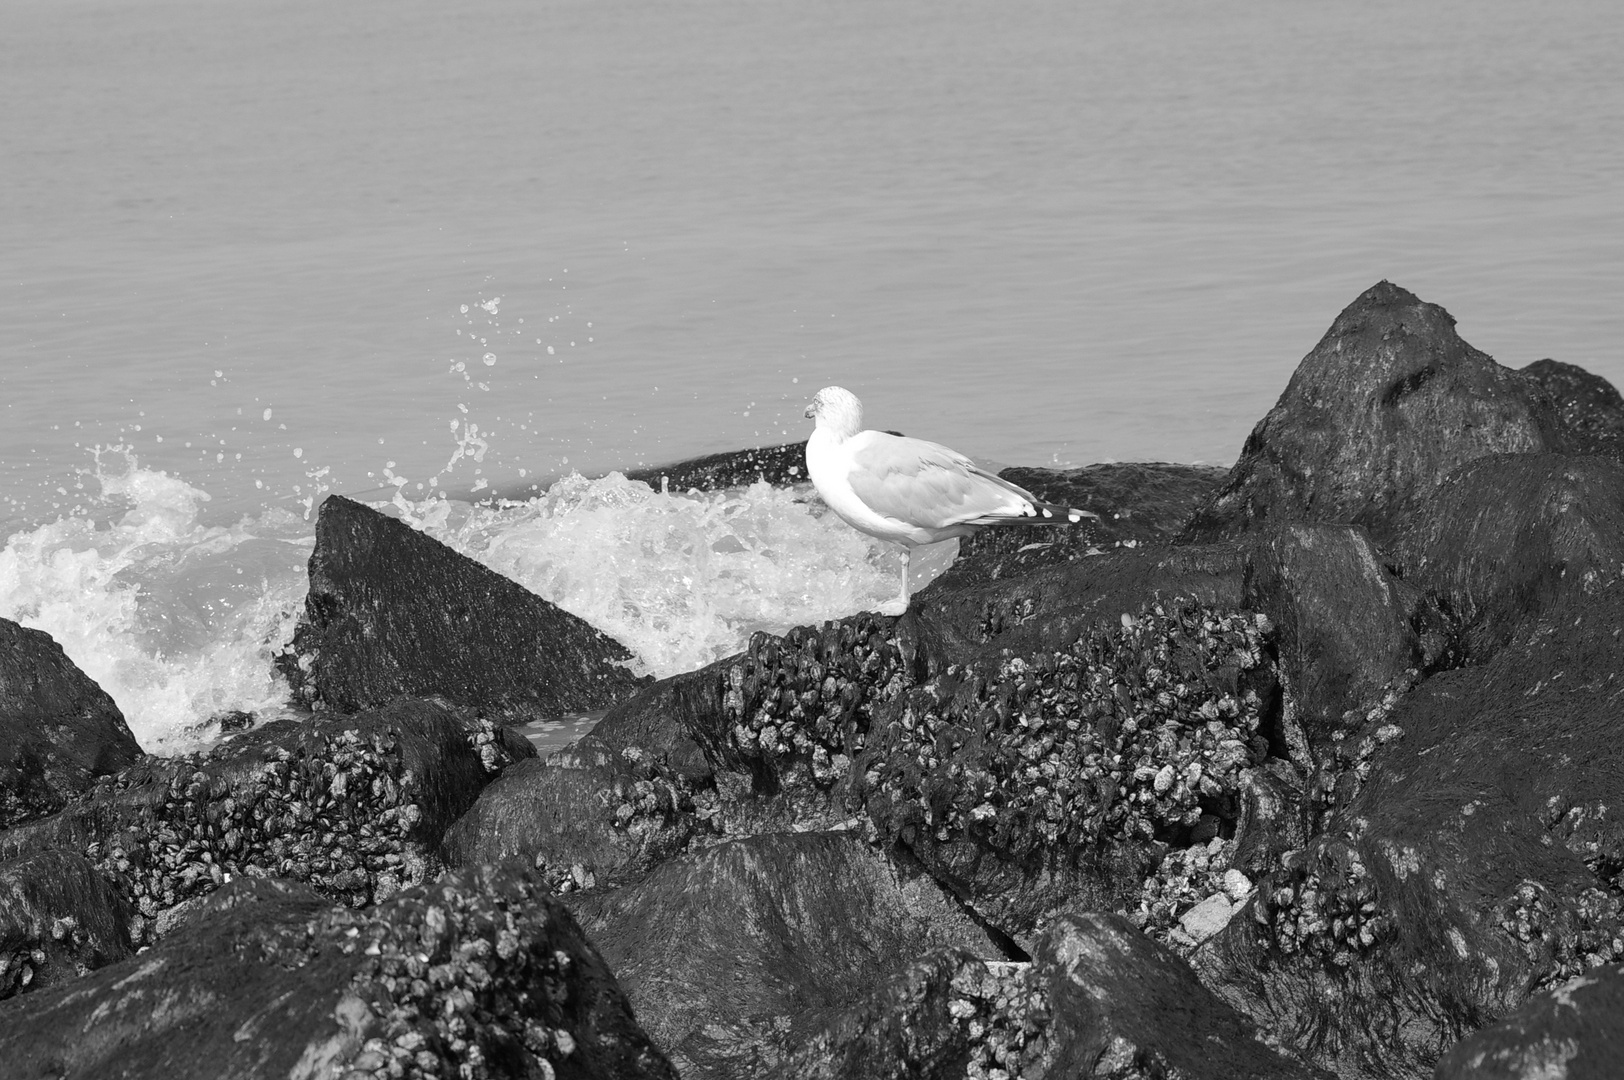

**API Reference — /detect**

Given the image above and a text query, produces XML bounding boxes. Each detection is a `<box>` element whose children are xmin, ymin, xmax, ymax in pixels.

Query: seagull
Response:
<box><xmin>804</xmin><ymin>386</ymin><xmax>1097</xmax><ymax>614</ymax></box>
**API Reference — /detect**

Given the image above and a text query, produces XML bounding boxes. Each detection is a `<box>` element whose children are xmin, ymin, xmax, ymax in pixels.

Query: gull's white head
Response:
<box><xmin>804</xmin><ymin>386</ymin><xmax>863</xmax><ymax>439</ymax></box>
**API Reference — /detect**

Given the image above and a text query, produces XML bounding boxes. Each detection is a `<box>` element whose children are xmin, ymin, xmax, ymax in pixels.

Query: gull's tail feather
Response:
<box><xmin>970</xmin><ymin>501</ymin><xmax>1099</xmax><ymax>527</ymax></box>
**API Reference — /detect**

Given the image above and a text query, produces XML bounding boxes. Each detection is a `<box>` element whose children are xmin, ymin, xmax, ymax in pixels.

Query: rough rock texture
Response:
<box><xmin>0</xmin><ymin>867</ymin><xmax>676</xmax><ymax>1080</ymax></box>
<box><xmin>1435</xmin><ymin>964</ymin><xmax>1624</xmax><ymax>1080</ymax></box>
<box><xmin>1</xmin><ymin>699</ymin><xmax>531</xmax><ymax>952</ymax></box>
<box><xmin>625</xmin><ymin>441</ymin><xmax>810</xmax><ymax>491</ymax></box>
<box><xmin>1523</xmin><ymin>357</ymin><xmax>1624</xmax><ymax>457</ymax></box>
<box><xmin>1183</xmin><ymin>281</ymin><xmax>1565</xmax><ymax>547</ymax></box>
<box><xmin>276</xmin><ymin>494</ymin><xmax>649</xmax><ymax>716</ymax></box>
<box><xmin>570</xmin><ymin>830</ymin><xmax>1007</xmax><ymax>1079</ymax></box>
<box><xmin>776</xmin><ymin>914</ymin><xmax>1331</xmax><ymax>1079</ymax></box>
<box><xmin>0</xmin><ymin>849</ymin><xmax>134</xmax><ymax>1001</ymax></box>
<box><xmin>0</xmin><ymin>618</ymin><xmax>145</xmax><ymax>830</ymax></box>
<box><xmin>1242</xmin><ymin>524</ymin><xmax>1437</xmax><ymax>756</ymax></box>
<box><xmin>942</xmin><ymin>462</ymin><xmax>1229</xmax><ymax>588</ymax></box>
<box><xmin>1392</xmin><ymin>453</ymin><xmax>1624</xmax><ymax>663</ymax></box>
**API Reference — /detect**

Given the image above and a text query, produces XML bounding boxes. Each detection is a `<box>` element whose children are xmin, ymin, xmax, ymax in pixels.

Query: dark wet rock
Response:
<box><xmin>570</xmin><ymin>830</ymin><xmax>1006</xmax><ymax>1079</ymax></box>
<box><xmin>0</xmin><ymin>865</ymin><xmax>676</xmax><ymax>1080</ymax></box>
<box><xmin>0</xmin><ymin>849</ymin><xmax>134</xmax><ymax>1001</ymax></box>
<box><xmin>1435</xmin><ymin>963</ymin><xmax>1624</xmax><ymax>1080</ymax></box>
<box><xmin>916</xmin><ymin>541</ymin><xmax>1250</xmax><ymax>665</ymax></box>
<box><xmin>625</xmin><ymin>441</ymin><xmax>810</xmax><ymax>492</ymax></box>
<box><xmin>1183</xmin><ymin>281</ymin><xmax>1565</xmax><ymax>548</ymax></box>
<box><xmin>0</xmin><ymin>618</ymin><xmax>144</xmax><ymax>831</ymax></box>
<box><xmin>1392</xmin><ymin>453</ymin><xmax>1624</xmax><ymax>664</ymax></box>
<box><xmin>1523</xmin><ymin>357</ymin><xmax>1624</xmax><ymax>457</ymax></box>
<box><xmin>777</xmin><ymin>913</ymin><xmax>1330</xmax><ymax>1080</ymax></box>
<box><xmin>1196</xmin><ymin>583</ymin><xmax>1624</xmax><ymax>1079</ymax></box>
<box><xmin>943</xmin><ymin>462</ymin><xmax>1230</xmax><ymax>588</ymax></box>
<box><xmin>1243</xmin><ymin>524</ymin><xmax>1438</xmax><ymax>757</ymax></box>
<box><xmin>1</xmin><ymin>699</ymin><xmax>529</xmax><ymax>944</ymax></box>
<box><xmin>276</xmin><ymin>494</ymin><xmax>649</xmax><ymax>717</ymax></box>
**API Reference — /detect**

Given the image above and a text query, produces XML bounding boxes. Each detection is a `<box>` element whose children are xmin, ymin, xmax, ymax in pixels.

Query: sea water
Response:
<box><xmin>3</xmin><ymin>0</ymin><xmax>1622</xmax><ymax>752</ymax></box>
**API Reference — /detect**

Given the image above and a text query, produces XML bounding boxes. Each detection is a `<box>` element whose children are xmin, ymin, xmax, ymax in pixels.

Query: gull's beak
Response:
<box><xmin>804</xmin><ymin>401</ymin><xmax>817</xmax><ymax>419</ymax></box>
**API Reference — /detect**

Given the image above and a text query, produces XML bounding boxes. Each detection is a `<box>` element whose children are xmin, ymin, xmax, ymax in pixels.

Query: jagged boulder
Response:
<box><xmin>569</xmin><ymin>830</ymin><xmax>1007</xmax><ymax>1079</ymax></box>
<box><xmin>0</xmin><ymin>866</ymin><xmax>676</xmax><ymax>1080</ymax></box>
<box><xmin>1</xmin><ymin>699</ymin><xmax>530</xmax><ymax>948</ymax></box>
<box><xmin>1434</xmin><ymin>963</ymin><xmax>1624</xmax><ymax>1079</ymax></box>
<box><xmin>0</xmin><ymin>849</ymin><xmax>134</xmax><ymax>1001</ymax></box>
<box><xmin>1196</xmin><ymin>582</ymin><xmax>1624</xmax><ymax>1080</ymax></box>
<box><xmin>1</xmin><ymin>618</ymin><xmax>144</xmax><ymax>830</ymax></box>
<box><xmin>1183</xmin><ymin>281</ymin><xmax>1565</xmax><ymax>547</ymax></box>
<box><xmin>277</xmin><ymin>494</ymin><xmax>649</xmax><ymax>717</ymax></box>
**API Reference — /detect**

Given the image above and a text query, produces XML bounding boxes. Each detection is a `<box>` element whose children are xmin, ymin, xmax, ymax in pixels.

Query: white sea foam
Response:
<box><xmin>0</xmin><ymin>450</ymin><xmax>311</xmax><ymax>754</ymax></box>
<box><xmin>1</xmin><ymin>451</ymin><xmax>943</xmax><ymax>755</ymax></box>
<box><xmin>396</xmin><ymin>472</ymin><xmax>931</xmax><ymax>679</ymax></box>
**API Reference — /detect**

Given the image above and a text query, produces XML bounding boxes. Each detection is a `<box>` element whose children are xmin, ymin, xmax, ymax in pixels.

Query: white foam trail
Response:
<box><xmin>400</xmin><ymin>472</ymin><xmax>917</xmax><ymax>678</ymax></box>
<box><xmin>0</xmin><ymin>449</ymin><xmax>310</xmax><ymax>754</ymax></box>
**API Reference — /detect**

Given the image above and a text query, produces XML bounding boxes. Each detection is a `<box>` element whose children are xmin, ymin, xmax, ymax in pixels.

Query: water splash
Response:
<box><xmin>0</xmin><ymin>448</ymin><xmax>311</xmax><ymax>754</ymax></box>
<box><xmin>399</xmin><ymin>472</ymin><xmax>920</xmax><ymax>678</ymax></box>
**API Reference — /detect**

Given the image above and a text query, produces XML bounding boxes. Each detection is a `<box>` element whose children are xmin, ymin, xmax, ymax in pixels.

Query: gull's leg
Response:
<box><xmin>880</xmin><ymin>545</ymin><xmax>911</xmax><ymax>616</ymax></box>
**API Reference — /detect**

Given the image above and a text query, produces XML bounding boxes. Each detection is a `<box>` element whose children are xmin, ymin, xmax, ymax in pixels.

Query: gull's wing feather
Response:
<box><xmin>845</xmin><ymin>431</ymin><xmax>1039</xmax><ymax>530</ymax></box>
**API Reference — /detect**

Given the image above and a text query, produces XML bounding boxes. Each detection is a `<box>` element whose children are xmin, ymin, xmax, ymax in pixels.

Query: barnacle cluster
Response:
<box><xmin>84</xmin><ymin>726</ymin><xmax>429</xmax><ymax>941</ymax></box>
<box><xmin>1130</xmin><ymin>837</ymin><xmax>1249</xmax><ymax>941</ymax></box>
<box><xmin>335</xmin><ymin>868</ymin><xmax>613</xmax><ymax>1080</ymax></box>
<box><xmin>949</xmin><ymin>959</ymin><xmax>1050</xmax><ymax>1080</ymax></box>
<box><xmin>871</xmin><ymin>599</ymin><xmax>1274</xmax><ymax>857</ymax></box>
<box><xmin>1258</xmin><ymin>841</ymin><xmax>1392</xmax><ymax>965</ymax></box>
<box><xmin>720</xmin><ymin>614</ymin><xmax>908</xmax><ymax>788</ymax></box>
<box><xmin>1499</xmin><ymin>880</ymin><xmax>1624</xmax><ymax>989</ymax></box>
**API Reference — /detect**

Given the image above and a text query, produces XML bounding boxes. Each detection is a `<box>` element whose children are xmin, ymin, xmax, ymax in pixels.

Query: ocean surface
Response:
<box><xmin>3</xmin><ymin>0</ymin><xmax>1621</xmax><ymax>753</ymax></box>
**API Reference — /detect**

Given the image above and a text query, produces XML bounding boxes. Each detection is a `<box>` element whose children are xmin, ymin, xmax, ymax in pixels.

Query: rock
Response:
<box><xmin>1435</xmin><ymin>964</ymin><xmax>1624</xmax><ymax>1080</ymax></box>
<box><xmin>1522</xmin><ymin>357</ymin><xmax>1624</xmax><ymax>457</ymax></box>
<box><xmin>777</xmin><ymin>914</ymin><xmax>1330</xmax><ymax>1079</ymax></box>
<box><xmin>0</xmin><ymin>865</ymin><xmax>677</xmax><ymax>1080</ymax></box>
<box><xmin>1179</xmin><ymin>892</ymin><xmax>1237</xmax><ymax>945</ymax></box>
<box><xmin>1199</xmin><ymin>583</ymin><xmax>1624</xmax><ymax>1079</ymax></box>
<box><xmin>276</xmin><ymin>494</ymin><xmax>649</xmax><ymax>717</ymax></box>
<box><xmin>0</xmin><ymin>618</ymin><xmax>144</xmax><ymax>831</ymax></box>
<box><xmin>0</xmin><ymin>849</ymin><xmax>134</xmax><ymax>1001</ymax></box>
<box><xmin>625</xmin><ymin>441</ymin><xmax>810</xmax><ymax>491</ymax></box>
<box><xmin>570</xmin><ymin>830</ymin><xmax>1008</xmax><ymax>1079</ymax></box>
<box><xmin>1392</xmin><ymin>453</ymin><xmax>1624</xmax><ymax>664</ymax></box>
<box><xmin>1</xmin><ymin>699</ymin><xmax>528</xmax><ymax>943</ymax></box>
<box><xmin>941</xmin><ymin>462</ymin><xmax>1230</xmax><ymax>588</ymax></box>
<box><xmin>1243</xmin><ymin>523</ymin><xmax>1437</xmax><ymax>755</ymax></box>
<box><xmin>1039</xmin><ymin>912</ymin><xmax>1330</xmax><ymax>1078</ymax></box>
<box><xmin>1183</xmin><ymin>281</ymin><xmax>1565</xmax><ymax>548</ymax></box>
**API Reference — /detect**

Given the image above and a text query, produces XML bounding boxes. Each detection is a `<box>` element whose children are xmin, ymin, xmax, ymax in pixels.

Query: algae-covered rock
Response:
<box><xmin>1522</xmin><ymin>357</ymin><xmax>1624</xmax><ymax>458</ymax></box>
<box><xmin>1</xmin><ymin>618</ymin><xmax>144</xmax><ymax>831</ymax></box>
<box><xmin>0</xmin><ymin>866</ymin><xmax>676</xmax><ymax>1080</ymax></box>
<box><xmin>276</xmin><ymin>494</ymin><xmax>649</xmax><ymax>717</ymax></box>
<box><xmin>1434</xmin><ymin>963</ymin><xmax>1624</xmax><ymax>1080</ymax></box>
<box><xmin>0</xmin><ymin>849</ymin><xmax>134</xmax><ymax>1001</ymax></box>
<box><xmin>1184</xmin><ymin>281</ymin><xmax>1565</xmax><ymax>547</ymax></box>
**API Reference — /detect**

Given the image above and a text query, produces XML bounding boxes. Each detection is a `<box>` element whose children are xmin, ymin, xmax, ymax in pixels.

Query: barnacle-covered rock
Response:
<box><xmin>570</xmin><ymin>830</ymin><xmax>1006</xmax><ymax>1078</ymax></box>
<box><xmin>275</xmin><ymin>494</ymin><xmax>650</xmax><ymax>716</ymax></box>
<box><xmin>0</xmin><ymin>618</ymin><xmax>144</xmax><ymax>831</ymax></box>
<box><xmin>1</xmin><ymin>699</ymin><xmax>525</xmax><ymax>944</ymax></box>
<box><xmin>0</xmin><ymin>866</ymin><xmax>676</xmax><ymax>1080</ymax></box>
<box><xmin>0</xmin><ymin>849</ymin><xmax>134</xmax><ymax>1001</ymax></box>
<box><xmin>861</xmin><ymin>596</ymin><xmax>1278</xmax><ymax>941</ymax></box>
